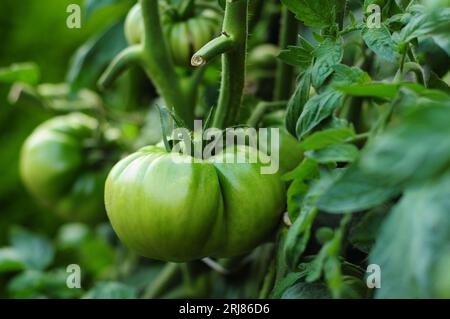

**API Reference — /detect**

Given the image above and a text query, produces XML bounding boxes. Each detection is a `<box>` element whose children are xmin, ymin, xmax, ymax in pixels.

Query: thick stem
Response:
<box><xmin>212</xmin><ymin>0</ymin><xmax>249</xmax><ymax>129</ymax></box>
<box><xmin>274</xmin><ymin>6</ymin><xmax>299</xmax><ymax>101</ymax></box>
<box><xmin>140</xmin><ymin>0</ymin><xmax>193</xmax><ymax>126</ymax></box>
<box><xmin>191</xmin><ymin>33</ymin><xmax>235</xmax><ymax>66</ymax></box>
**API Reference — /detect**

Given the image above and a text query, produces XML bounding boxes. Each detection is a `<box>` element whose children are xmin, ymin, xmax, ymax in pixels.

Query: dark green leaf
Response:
<box><xmin>83</xmin><ymin>282</ymin><xmax>137</xmax><ymax>299</ymax></box>
<box><xmin>282</xmin><ymin>282</ymin><xmax>331</xmax><ymax>299</ymax></box>
<box><xmin>286</xmin><ymin>71</ymin><xmax>311</xmax><ymax>137</ymax></box>
<box><xmin>296</xmin><ymin>90</ymin><xmax>344</xmax><ymax>139</ymax></box>
<box><xmin>362</xmin><ymin>24</ymin><xmax>400</xmax><ymax>63</ymax></box>
<box><xmin>370</xmin><ymin>173</ymin><xmax>450</xmax><ymax>298</ymax></box>
<box><xmin>281</xmin><ymin>0</ymin><xmax>336</xmax><ymax>28</ymax></box>
<box><xmin>311</xmin><ymin>38</ymin><xmax>344</xmax><ymax>89</ymax></box>
<box><xmin>66</xmin><ymin>21</ymin><xmax>127</xmax><ymax>91</ymax></box>
<box><xmin>335</xmin><ymin>82</ymin><xmax>427</xmax><ymax>99</ymax></box>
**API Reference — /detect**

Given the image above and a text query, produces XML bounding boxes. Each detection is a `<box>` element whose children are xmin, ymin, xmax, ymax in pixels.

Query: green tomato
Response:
<box><xmin>124</xmin><ymin>3</ymin><xmax>219</xmax><ymax>67</ymax></box>
<box><xmin>105</xmin><ymin>145</ymin><xmax>285</xmax><ymax>262</ymax></box>
<box><xmin>20</xmin><ymin>113</ymin><xmax>111</xmax><ymax>223</ymax></box>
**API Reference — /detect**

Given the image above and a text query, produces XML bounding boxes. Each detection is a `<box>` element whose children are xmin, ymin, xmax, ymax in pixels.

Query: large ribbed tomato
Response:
<box><xmin>104</xmin><ymin>145</ymin><xmax>285</xmax><ymax>262</ymax></box>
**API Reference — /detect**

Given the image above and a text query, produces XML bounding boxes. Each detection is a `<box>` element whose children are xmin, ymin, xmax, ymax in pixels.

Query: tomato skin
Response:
<box><xmin>20</xmin><ymin>113</ymin><xmax>108</xmax><ymax>223</ymax></box>
<box><xmin>105</xmin><ymin>145</ymin><xmax>285</xmax><ymax>262</ymax></box>
<box><xmin>124</xmin><ymin>3</ymin><xmax>219</xmax><ymax>67</ymax></box>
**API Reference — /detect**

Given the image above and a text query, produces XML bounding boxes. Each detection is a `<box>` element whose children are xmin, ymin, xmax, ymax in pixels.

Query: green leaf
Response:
<box><xmin>7</xmin><ymin>270</ymin><xmax>46</xmax><ymax>298</ymax></box>
<box><xmin>278</xmin><ymin>46</ymin><xmax>313</xmax><ymax>69</ymax></box>
<box><xmin>317</xmin><ymin>165</ymin><xmax>400</xmax><ymax>213</ymax></box>
<box><xmin>84</xmin><ymin>0</ymin><xmax>129</xmax><ymax>19</ymax></box>
<box><xmin>282</xmin><ymin>282</ymin><xmax>331</xmax><ymax>299</ymax></box>
<box><xmin>362</xmin><ymin>24</ymin><xmax>400</xmax><ymax>63</ymax></box>
<box><xmin>283</xmin><ymin>158</ymin><xmax>320</xmax><ymax>182</ymax></box>
<box><xmin>311</xmin><ymin>37</ymin><xmax>344</xmax><ymax>89</ymax></box>
<box><xmin>359</xmin><ymin>104</ymin><xmax>450</xmax><ymax>186</ymax></box>
<box><xmin>10</xmin><ymin>227</ymin><xmax>54</xmax><ymax>271</ymax></box>
<box><xmin>335</xmin><ymin>82</ymin><xmax>427</xmax><ymax>99</ymax></box>
<box><xmin>83</xmin><ymin>282</ymin><xmax>137</xmax><ymax>299</ymax></box>
<box><xmin>331</xmin><ymin>65</ymin><xmax>372</xmax><ymax>86</ymax></box>
<box><xmin>0</xmin><ymin>248</ymin><xmax>25</xmax><ymax>273</ymax></box>
<box><xmin>66</xmin><ymin>21</ymin><xmax>127</xmax><ymax>91</ymax></box>
<box><xmin>299</xmin><ymin>127</ymin><xmax>355</xmax><ymax>151</ymax></box>
<box><xmin>281</xmin><ymin>0</ymin><xmax>336</xmax><ymax>28</ymax></box>
<box><xmin>0</xmin><ymin>63</ymin><xmax>40</xmax><ymax>85</ymax></box>
<box><xmin>307</xmin><ymin>144</ymin><xmax>360</xmax><ymax>164</ymax></box>
<box><xmin>370</xmin><ymin>173</ymin><xmax>450</xmax><ymax>298</ymax></box>
<box><xmin>285</xmin><ymin>71</ymin><xmax>311</xmax><ymax>137</ymax></box>
<box><xmin>270</xmin><ymin>270</ymin><xmax>308</xmax><ymax>298</ymax></box>
<box><xmin>349</xmin><ymin>208</ymin><xmax>387</xmax><ymax>253</ymax></box>
<box><xmin>284</xmin><ymin>208</ymin><xmax>318</xmax><ymax>269</ymax></box>
<box><xmin>398</xmin><ymin>6</ymin><xmax>450</xmax><ymax>44</ymax></box>
<box><xmin>296</xmin><ymin>89</ymin><xmax>344</xmax><ymax>139</ymax></box>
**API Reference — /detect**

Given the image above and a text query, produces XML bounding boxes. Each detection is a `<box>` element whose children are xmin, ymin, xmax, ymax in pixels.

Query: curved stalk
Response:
<box><xmin>274</xmin><ymin>6</ymin><xmax>299</xmax><ymax>101</ymax></box>
<box><xmin>140</xmin><ymin>0</ymin><xmax>193</xmax><ymax>126</ymax></box>
<box><xmin>98</xmin><ymin>46</ymin><xmax>143</xmax><ymax>90</ymax></box>
<box><xmin>212</xmin><ymin>0</ymin><xmax>249</xmax><ymax>129</ymax></box>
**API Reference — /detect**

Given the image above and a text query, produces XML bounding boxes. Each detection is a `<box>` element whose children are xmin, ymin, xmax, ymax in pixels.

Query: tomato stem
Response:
<box><xmin>140</xmin><ymin>0</ymin><xmax>194</xmax><ymax>127</ymax></box>
<box><xmin>273</xmin><ymin>6</ymin><xmax>299</xmax><ymax>101</ymax></box>
<box><xmin>212</xmin><ymin>0</ymin><xmax>249</xmax><ymax>129</ymax></box>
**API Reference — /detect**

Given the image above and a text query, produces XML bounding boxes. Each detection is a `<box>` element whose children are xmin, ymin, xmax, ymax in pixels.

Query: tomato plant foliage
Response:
<box><xmin>0</xmin><ymin>0</ymin><xmax>449</xmax><ymax>299</ymax></box>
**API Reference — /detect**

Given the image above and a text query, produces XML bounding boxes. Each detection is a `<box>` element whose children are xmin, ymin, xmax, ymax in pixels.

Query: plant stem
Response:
<box><xmin>212</xmin><ymin>0</ymin><xmax>249</xmax><ymax>129</ymax></box>
<box><xmin>143</xmin><ymin>263</ymin><xmax>180</xmax><ymax>299</ymax></box>
<box><xmin>139</xmin><ymin>0</ymin><xmax>194</xmax><ymax>126</ymax></box>
<box><xmin>273</xmin><ymin>6</ymin><xmax>298</xmax><ymax>101</ymax></box>
<box><xmin>247</xmin><ymin>100</ymin><xmax>287</xmax><ymax>127</ymax></box>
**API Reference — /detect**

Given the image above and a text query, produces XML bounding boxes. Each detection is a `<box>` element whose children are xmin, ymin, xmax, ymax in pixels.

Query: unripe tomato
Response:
<box><xmin>105</xmin><ymin>145</ymin><xmax>285</xmax><ymax>262</ymax></box>
<box><xmin>20</xmin><ymin>113</ymin><xmax>114</xmax><ymax>223</ymax></box>
<box><xmin>124</xmin><ymin>3</ymin><xmax>220</xmax><ymax>67</ymax></box>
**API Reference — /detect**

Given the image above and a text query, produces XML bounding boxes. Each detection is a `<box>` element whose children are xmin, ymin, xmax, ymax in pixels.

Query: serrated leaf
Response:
<box><xmin>398</xmin><ymin>7</ymin><xmax>450</xmax><ymax>44</ymax></box>
<box><xmin>296</xmin><ymin>90</ymin><xmax>344</xmax><ymax>139</ymax></box>
<box><xmin>362</xmin><ymin>24</ymin><xmax>400</xmax><ymax>63</ymax></box>
<box><xmin>311</xmin><ymin>38</ymin><xmax>344</xmax><ymax>89</ymax></box>
<box><xmin>331</xmin><ymin>65</ymin><xmax>371</xmax><ymax>85</ymax></box>
<box><xmin>286</xmin><ymin>71</ymin><xmax>311</xmax><ymax>137</ymax></box>
<box><xmin>281</xmin><ymin>0</ymin><xmax>336</xmax><ymax>28</ymax></box>
<box><xmin>278</xmin><ymin>46</ymin><xmax>313</xmax><ymax>69</ymax></box>
<box><xmin>370</xmin><ymin>173</ymin><xmax>450</xmax><ymax>298</ymax></box>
